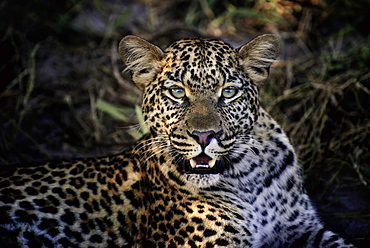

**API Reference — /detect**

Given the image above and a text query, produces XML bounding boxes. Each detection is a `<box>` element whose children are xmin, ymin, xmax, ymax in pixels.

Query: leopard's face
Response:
<box><xmin>119</xmin><ymin>35</ymin><xmax>279</xmax><ymax>188</ymax></box>
<box><xmin>142</xmin><ymin>39</ymin><xmax>259</xmax><ymax>187</ymax></box>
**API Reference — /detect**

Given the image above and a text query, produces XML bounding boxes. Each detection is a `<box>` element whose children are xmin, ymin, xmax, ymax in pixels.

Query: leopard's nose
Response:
<box><xmin>189</xmin><ymin>130</ymin><xmax>223</xmax><ymax>148</ymax></box>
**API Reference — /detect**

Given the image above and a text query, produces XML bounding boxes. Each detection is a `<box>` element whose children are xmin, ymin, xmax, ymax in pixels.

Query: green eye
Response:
<box><xmin>170</xmin><ymin>88</ymin><xmax>186</xmax><ymax>99</ymax></box>
<box><xmin>222</xmin><ymin>87</ymin><xmax>238</xmax><ymax>98</ymax></box>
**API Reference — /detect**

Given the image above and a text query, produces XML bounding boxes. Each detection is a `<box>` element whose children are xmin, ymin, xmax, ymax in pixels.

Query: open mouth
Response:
<box><xmin>186</xmin><ymin>153</ymin><xmax>220</xmax><ymax>174</ymax></box>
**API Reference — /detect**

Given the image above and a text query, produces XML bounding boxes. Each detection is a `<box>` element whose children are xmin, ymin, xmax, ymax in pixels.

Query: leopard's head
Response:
<box><xmin>119</xmin><ymin>35</ymin><xmax>279</xmax><ymax>188</ymax></box>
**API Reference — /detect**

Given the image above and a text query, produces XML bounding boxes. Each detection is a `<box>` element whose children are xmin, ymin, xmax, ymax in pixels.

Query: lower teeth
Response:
<box><xmin>196</xmin><ymin>164</ymin><xmax>209</xmax><ymax>168</ymax></box>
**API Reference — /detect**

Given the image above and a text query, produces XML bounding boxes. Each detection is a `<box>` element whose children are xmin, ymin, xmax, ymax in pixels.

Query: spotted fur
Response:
<box><xmin>0</xmin><ymin>35</ymin><xmax>354</xmax><ymax>247</ymax></box>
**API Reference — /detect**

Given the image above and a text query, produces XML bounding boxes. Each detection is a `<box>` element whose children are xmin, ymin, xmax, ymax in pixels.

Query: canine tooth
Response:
<box><xmin>208</xmin><ymin>159</ymin><xmax>216</xmax><ymax>168</ymax></box>
<box><xmin>190</xmin><ymin>159</ymin><xmax>197</xmax><ymax>168</ymax></box>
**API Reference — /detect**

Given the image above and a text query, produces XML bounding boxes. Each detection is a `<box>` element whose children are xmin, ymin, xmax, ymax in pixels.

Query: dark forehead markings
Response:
<box><xmin>164</xmin><ymin>38</ymin><xmax>239</xmax><ymax>89</ymax></box>
<box><xmin>168</xmin><ymin>38</ymin><xmax>234</xmax><ymax>59</ymax></box>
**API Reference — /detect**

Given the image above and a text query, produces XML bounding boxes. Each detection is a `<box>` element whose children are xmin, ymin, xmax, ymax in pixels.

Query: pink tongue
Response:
<box><xmin>194</xmin><ymin>153</ymin><xmax>211</xmax><ymax>165</ymax></box>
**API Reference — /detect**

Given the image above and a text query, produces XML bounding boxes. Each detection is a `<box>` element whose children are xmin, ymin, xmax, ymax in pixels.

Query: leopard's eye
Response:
<box><xmin>222</xmin><ymin>87</ymin><xmax>238</xmax><ymax>98</ymax></box>
<box><xmin>170</xmin><ymin>88</ymin><xmax>186</xmax><ymax>99</ymax></box>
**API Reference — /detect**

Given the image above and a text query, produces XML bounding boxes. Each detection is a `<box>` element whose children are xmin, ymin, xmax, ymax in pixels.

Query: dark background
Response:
<box><xmin>0</xmin><ymin>0</ymin><xmax>369</xmax><ymax>246</ymax></box>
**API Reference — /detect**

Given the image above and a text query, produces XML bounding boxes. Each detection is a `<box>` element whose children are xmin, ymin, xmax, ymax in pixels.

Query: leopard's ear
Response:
<box><xmin>119</xmin><ymin>35</ymin><xmax>164</xmax><ymax>90</ymax></box>
<box><xmin>238</xmin><ymin>34</ymin><xmax>280</xmax><ymax>84</ymax></box>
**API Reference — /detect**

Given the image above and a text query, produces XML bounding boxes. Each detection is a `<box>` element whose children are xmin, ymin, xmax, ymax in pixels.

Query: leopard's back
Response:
<box><xmin>0</xmin><ymin>155</ymin><xmax>141</xmax><ymax>247</ymax></box>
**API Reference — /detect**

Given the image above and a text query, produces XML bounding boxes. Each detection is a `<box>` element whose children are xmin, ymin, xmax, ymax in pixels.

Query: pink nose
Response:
<box><xmin>189</xmin><ymin>130</ymin><xmax>223</xmax><ymax>148</ymax></box>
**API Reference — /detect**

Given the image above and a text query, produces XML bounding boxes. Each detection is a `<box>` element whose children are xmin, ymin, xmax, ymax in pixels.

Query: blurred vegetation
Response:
<box><xmin>0</xmin><ymin>0</ymin><xmax>369</xmax><ymax>246</ymax></box>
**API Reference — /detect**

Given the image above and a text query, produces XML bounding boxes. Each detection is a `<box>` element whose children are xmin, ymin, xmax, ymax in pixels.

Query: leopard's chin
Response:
<box><xmin>181</xmin><ymin>173</ymin><xmax>221</xmax><ymax>188</ymax></box>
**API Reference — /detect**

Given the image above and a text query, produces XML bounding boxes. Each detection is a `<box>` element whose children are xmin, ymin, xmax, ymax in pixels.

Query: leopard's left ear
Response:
<box><xmin>119</xmin><ymin>35</ymin><xmax>164</xmax><ymax>90</ymax></box>
<box><xmin>238</xmin><ymin>34</ymin><xmax>280</xmax><ymax>83</ymax></box>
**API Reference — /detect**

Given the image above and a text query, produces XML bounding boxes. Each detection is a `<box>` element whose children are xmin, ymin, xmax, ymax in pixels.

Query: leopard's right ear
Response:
<box><xmin>119</xmin><ymin>35</ymin><xmax>164</xmax><ymax>90</ymax></box>
<box><xmin>238</xmin><ymin>34</ymin><xmax>280</xmax><ymax>84</ymax></box>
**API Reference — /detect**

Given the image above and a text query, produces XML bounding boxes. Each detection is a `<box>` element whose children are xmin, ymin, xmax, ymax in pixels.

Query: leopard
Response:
<box><xmin>0</xmin><ymin>34</ymin><xmax>355</xmax><ymax>247</ymax></box>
